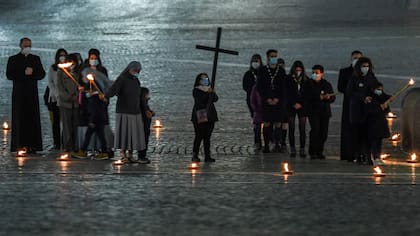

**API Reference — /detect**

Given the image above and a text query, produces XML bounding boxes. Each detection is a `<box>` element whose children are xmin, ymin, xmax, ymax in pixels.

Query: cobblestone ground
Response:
<box><xmin>1</xmin><ymin>1</ymin><xmax>420</xmax><ymax>235</ymax></box>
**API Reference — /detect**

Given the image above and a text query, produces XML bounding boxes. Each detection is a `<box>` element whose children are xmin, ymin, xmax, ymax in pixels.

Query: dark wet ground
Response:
<box><xmin>1</xmin><ymin>1</ymin><xmax>420</xmax><ymax>235</ymax></box>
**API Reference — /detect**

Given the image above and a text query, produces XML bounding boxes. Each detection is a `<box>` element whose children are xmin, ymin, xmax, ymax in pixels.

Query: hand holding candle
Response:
<box><xmin>58</xmin><ymin>62</ymin><xmax>81</xmax><ymax>87</ymax></box>
<box><xmin>86</xmin><ymin>73</ymin><xmax>105</xmax><ymax>97</ymax></box>
<box><xmin>382</xmin><ymin>79</ymin><xmax>415</xmax><ymax>109</ymax></box>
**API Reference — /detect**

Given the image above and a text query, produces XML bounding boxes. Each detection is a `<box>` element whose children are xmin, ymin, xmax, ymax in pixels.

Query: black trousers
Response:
<box><xmin>369</xmin><ymin>139</ymin><xmax>382</xmax><ymax>160</ymax></box>
<box><xmin>193</xmin><ymin>122</ymin><xmax>215</xmax><ymax>158</ymax></box>
<box><xmin>49</xmin><ymin>103</ymin><xmax>61</xmax><ymax>148</ymax></box>
<box><xmin>82</xmin><ymin>124</ymin><xmax>107</xmax><ymax>153</ymax></box>
<box><xmin>308</xmin><ymin>113</ymin><xmax>330</xmax><ymax>156</ymax></box>
<box><xmin>288</xmin><ymin>110</ymin><xmax>307</xmax><ymax>149</ymax></box>
<box><xmin>350</xmin><ymin>123</ymin><xmax>368</xmax><ymax>160</ymax></box>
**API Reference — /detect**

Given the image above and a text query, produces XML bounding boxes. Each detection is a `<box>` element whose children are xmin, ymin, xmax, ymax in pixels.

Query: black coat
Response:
<box><xmin>191</xmin><ymin>88</ymin><xmax>218</xmax><ymax>123</ymax></box>
<box><xmin>286</xmin><ymin>74</ymin><xmax>308</xmax><ymax>114</ymax></box>
<box><xmin>366</xmin><ymin>92</ymin><xmax>391</xmax><ymax>140</ymax></box>
<box><xmin>346</xmin><ymin>73</ymin><xmax>379</xmax><ymax>124</ymax></box>
<box><xmin>242</xmin><ymin>69</ymin><xmax>257</xmax><ymax>98</ymax></box>
<box><xmin>6</xmin><ymin>53</ymin><xmax>45</xmax><ymax>151</ymax></box>
<box><xmin>301</xmin><ymin>79</ymin><xmax>336</xmax><ymax>117</ymax></box>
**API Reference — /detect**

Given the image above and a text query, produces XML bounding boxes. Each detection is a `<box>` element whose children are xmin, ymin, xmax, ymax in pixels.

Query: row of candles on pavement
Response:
<box><xmin>5</xmin><ymin>77</ymin><xmax>419</xmax><ymax>177</ymax></box>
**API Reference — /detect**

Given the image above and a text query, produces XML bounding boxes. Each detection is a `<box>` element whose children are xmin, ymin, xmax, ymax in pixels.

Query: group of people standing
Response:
<box><xmin>243</xmin><ymin>49</ymin><xmax>392</xmax><ymax>165</ymax></box>
<box><xmin>6</xmin><ymin>37</ymin><xmax>153</xmax><ymax>164</ymax></box>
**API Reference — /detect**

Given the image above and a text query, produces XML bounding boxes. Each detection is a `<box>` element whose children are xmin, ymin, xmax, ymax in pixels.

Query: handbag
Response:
<box><xmin>196</xmin><ymin>108</ymin><xmax>208</xmax><ymax>123</ymax></box>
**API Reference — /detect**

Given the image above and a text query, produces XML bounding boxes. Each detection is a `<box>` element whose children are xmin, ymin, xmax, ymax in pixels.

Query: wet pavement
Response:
<box><xmin>1</xmin><ymin>1</ymin><xmax>420</xmax><ymax>235</ymax></box>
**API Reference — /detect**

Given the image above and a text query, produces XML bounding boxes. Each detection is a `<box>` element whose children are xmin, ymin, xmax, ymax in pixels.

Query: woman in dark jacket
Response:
<box><xmin>191</xmin><ymin>73</ymin><xmax>218</xmax><ymax>163</ymax></box>
<box><xmin>346</xmin><ymin>57</ymin><xmax>380</xmax><ymax>163</ymax></box>
<box><xmin>286</xmin><ymin>60</ymin><xmax>308</xmax><ymax>157</ymax></box>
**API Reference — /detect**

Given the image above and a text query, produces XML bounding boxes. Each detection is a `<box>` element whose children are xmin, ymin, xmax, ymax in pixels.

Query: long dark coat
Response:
<box><xmin>6</xmin><ymin>52</ymin><xmax>45</xmax><ymax>152</ymax></box>
<box><xmin>366</xmin><ymin>92</ymin><xmax>391</xmax><ymax>141</ymax></box>
<box><xmin>191</xmin><ymin>88</ymin><xmax>218</xmax><ymax>123</ymax></box>
<box><xmin>337</xmin><ymin>65</ymin><xmax>354</xmax><ymax>160</ymax></box>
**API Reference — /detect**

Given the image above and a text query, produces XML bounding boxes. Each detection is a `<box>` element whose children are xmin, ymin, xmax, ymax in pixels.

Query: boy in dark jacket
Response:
<box><xmin>301</xmin><ymin>65</ymin><xmax>336</xmax><ymax>159</ymax></box>
<box><xmin>140</xmin><ymin>87</ymin><xmax>155</xmax><ymax>150</ymax></box>
<box><xmin>366</xmin><ymin>82</ymin><xmax>392</xmax><ymax>166</ymax></box>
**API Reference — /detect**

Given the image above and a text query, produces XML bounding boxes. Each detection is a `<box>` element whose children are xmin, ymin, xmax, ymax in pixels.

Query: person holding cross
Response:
<box><xmin>256</xmin><ymin>49</ymin><xmax>288</xmax><ymax>153</ymax></box>
<box><xmin>191</xmin><ymin>73</ymin><xmax>218</xmax><ymax>163</ymax></box>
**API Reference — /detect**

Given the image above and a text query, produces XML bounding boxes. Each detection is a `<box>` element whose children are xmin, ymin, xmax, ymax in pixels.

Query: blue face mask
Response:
<box><xmin>374</xmin><ymin>89</ymin><xmax>383</xmax><ymax>96</ymax></box>
<box><xmin>132</xmin><ymin>73</ymin><xmax>140</xmax><ymax>78</ymax></box>
<box><xmin>269</xmin><ymin>57</ymin><xmax>278</xmax><ymax>65</ymax></box>
<box><xmin>311</xmin><ymin>73</ymin><xmax>318</xmax><ymax>80</ymax></box>
<box><xmin>200</xmin><ymin>78</ymin><xmax>210</xmax><ymax>86</ymax></box>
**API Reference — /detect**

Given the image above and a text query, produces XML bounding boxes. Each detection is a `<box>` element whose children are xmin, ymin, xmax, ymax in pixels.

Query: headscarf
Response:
<box><xmin>119</xmin><ymin>61</ymin><xmax>142</xmax><ymax>78</ymax></box>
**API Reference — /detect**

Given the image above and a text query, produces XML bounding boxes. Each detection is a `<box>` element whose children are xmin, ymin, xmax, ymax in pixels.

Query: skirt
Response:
<box><xmin>114</xmin><ymin>113</ymin><xmax>146</xmax><ymax>151</ymax></box>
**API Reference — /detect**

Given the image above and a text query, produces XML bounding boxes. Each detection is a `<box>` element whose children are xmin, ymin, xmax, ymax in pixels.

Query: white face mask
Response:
<box><xmin>361</xmin><ymin>66</ymin><xmax>369</xmax><ymax>75</ymax></box>
<box><xmin>351</xmin><ymin>58</ymin><xmax>358</xmax><ymax>68</ymax></box>
<box><xmin>21</xmin><ymin>47</ymin><xmax>31</xmax><ymax>56</ymax></box>
<box><xmin>89</xmin><ymin>59</ymin><xmax>99</xmax><ymax>66</ymax></box>
<box><xmin>59</xmin><ymin>56</ymin><xmax>66</xmax><ymax>62</ymax></box>
<box><xmin>251</xmin><ymin>62</ymin><xmax>260</xmax><ymax>70</ymax></box>
<box><xmin>296</xmin><ymin>71</ymin><xmax>302</xmax><ymax>77</ymax></box>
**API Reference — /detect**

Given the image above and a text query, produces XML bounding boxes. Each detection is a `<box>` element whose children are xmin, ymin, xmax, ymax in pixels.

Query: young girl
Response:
<box><xmin>366</xmin><ymin>82</ymin><xmax>392</xmax><ymax>166</ymax></box>
<box><xmin>191</xmin><ymin>73</ymin><xmax>218</xmax><ymax>162</ymax></box>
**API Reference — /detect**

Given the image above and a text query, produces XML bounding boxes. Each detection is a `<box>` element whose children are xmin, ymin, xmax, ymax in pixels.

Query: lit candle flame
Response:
<box><xmin>57</xmin><ymin>62</ymin><xmax>73</xmax><ymax>69</ymax></box>
<box><xmin>284</xmin><ymin>163</ymin><xmax>289</xmax><ymax>172</ymax></box>
<box><xmin>190</xmin><ymin>162</ymin><xmax>199</xmax><ymax>169</ymax></box>
<box><xmin>391</xmin><ymin>133</ymin><xmax>400</xmax><ymax>141</ymax></box>
<box><xmin>17</xmin><ymin>149</ymin><xmax>26</xmax><ymax>157</ymax></box>
<box><xmin>409</xmin><ymin>79</ymin><xmax>415</xmax><ymax>85</ymax></box>
<box><xmin>374</xmin><ymin>166</ymin><xmax>383</xmax><ymax>174</ymax></box>
<box><xmin>387</xmin><ymin>112</ymin><xmax>396</xmax><ymax>118</ymax></box>
<box><xmin>411</xmin><ymin>153</ymin><xmax>417</xmax><ymax>161</ymax></box>
<box><xmin>3</xmin><ymin>122</ymin><xmax>8</xmax><ymax>130</ymax></box>
<box><xmin>86</xmin><ymin>73</ymin><xmax>95</xmax><ymax>81</ymax></box>
<box><xmin>113</xmin><ymin>160</ymin><xmax>124</xmax><ymax>165</ymax></box>
<box><xmin>59</xmin><ymin>153</ymin><xmax>69</xmax><ymax>160</ymax></box>
<box><xmin>153</xmin><ymin>120</ymin><xmax>163</xmax><ymax>128</ymax></box>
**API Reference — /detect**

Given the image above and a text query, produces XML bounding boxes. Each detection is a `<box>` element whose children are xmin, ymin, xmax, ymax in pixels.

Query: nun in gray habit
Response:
<box><xmin>105</xmin><ymin>61</ymin><xmax>150</xmax><ymax>164</ymax></box>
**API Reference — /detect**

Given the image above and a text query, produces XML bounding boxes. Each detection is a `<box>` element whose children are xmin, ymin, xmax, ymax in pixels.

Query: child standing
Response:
<box><xmin>301</xmin><ymin>65</ymin><xmax>336</xmax><ymax>159</ymax></box>
<box><xmin>140</xmin><ymin>87</ymin><xmax>155</xmax><ymax>150</ymax></box>
<box><xmin>366</xmin><ymin>82</ymin><xmax>392</xmax><ymax>166</ymax></box>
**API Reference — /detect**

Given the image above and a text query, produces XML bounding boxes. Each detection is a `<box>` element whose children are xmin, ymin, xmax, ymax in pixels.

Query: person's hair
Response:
<box><xmin>87</xmin><ymin>48</ymin><xmax>102</xmax><ymax>66</ymax></box>
<box><xmin>266</xmin><ymin>49</ymin><xmax>277</xmax><ymax>57</ymax></box>
<box><xmin>19</xmin><ymin>37</ymin><xmax>31</xmax><ymax>45</ymax></box>
<box><xmin>353</xmin><ymin>56</ymin><xmax>374</xmax><ymax>77</ymax></box>
<box><xmin>312</xmin><ymin>64</ymin><xmax>324</xmax><ymax>73</ymax></box>
<box><xmin>249</xmin><ymin>54</ymin><xmax>262</xmax><ymax>70</ymax></box>
<box><xmin>289</xmin><ymin>60</ymin><xmax>305</xmax><ymax>75</ymax></box>
<box><xmin>194</xmin><ymin>73</ymin><xmax>209</xmax><ymax>87</ymax></box>
<box><xmin>141</xmin><ymin>87</ymin><xmax>150</xmax><ymax>99</ymax></box>
<box><xmin>52</xmin><ymin>48</ymin><xmax>68</xmax><ymax>70</ymax></box>
<box><xmin>351</xmin><ymin>50</ymin><xmax>363</xmax><ymax>56</ymax></box>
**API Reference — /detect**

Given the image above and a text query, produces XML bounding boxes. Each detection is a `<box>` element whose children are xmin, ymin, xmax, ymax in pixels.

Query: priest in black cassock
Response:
<box><xmin>6</xmin><ymin>37</ymin><xmax>45</xmax><ymax>153</ymax></box>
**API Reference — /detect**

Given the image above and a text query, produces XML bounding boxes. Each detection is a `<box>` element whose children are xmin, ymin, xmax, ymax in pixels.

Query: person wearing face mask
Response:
<box><xmin>338</xmin><ymin>50</ymin><xmax>363</xmax><ymax>161</ymax></box>
<box><xmin>45</xmin><ymin>48</ymin><xmax>68</xmax><ymax>150</ymax></box>
<box><xmin>286</xmin><ymin>60</ymin><xmax>309</xmax><ymax>157</ymax></box>
<box><xmin>346</xmin><ymin>57</ymin><xmax>380</xmax><ymax>164</ymax></box>
<box><xmin>6</xmin><ymin>37</ymin><xmax>46</xmax><ymax>153</ymax></box>
<box><xmin>301</xmin><ymin>65</ymin><xmax>335</xmax><ymax>159</ymax></box>
<box><xmin>242</xmin><ymin>54</ymin><xmax>263</xmax><ymax>149</ymax></box>
<box><xmin>365</xmin><ymin>83</ymin><xmax>392</xmax><ymax>166</ymax></box>
<box><xmin>105</xmin><ymin>61</ymin><xmax>150</xmax><ymax>164</ymax></box>
<box><xmin>140</xmin><ymin>87</ymin><xmax>155</xmax><ymax>152</ymax></box>
<box><xmin>76</xmin><ymin>48</ymin><xmax>114</xmax><ymax>159</ymax></box>
<box><xmin>256</xmin><ymin>49</ymin><xmax>287</xmax><ymax>153</ymax></box>
<box><xmin>191</xmin><ymin>73</ymin><xmax>218</xmax><ymax>162</ymax></box>
<box><xmin>56</xmin><ymin>53</ymin><xmax>85</xmax><ymax>153</ymax></box>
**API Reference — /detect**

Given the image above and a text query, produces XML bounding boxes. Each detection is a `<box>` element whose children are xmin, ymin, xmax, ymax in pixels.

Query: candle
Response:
<box><xmin>282</xmin><ymin>162</ymin><xmax>294</xmax><ymax>175</ymax></box>
<box><xmin>373</xmin><ymin>166</ymin><xmax>386</xmax><ymax>177</ymax></box>
<box><xmin>2</xmin><ymin>122</ymin><xmax>10</xmax><ymax>130</ymax></box>
<box><xmin>57</xmin><ymin>153</ymin><xmax>69</xmax><ymax>161</ymax></box>
<box><xmin>380</xmin><ymin>153</ymin><xmax>390</xmax><ymax>159</ymax></box>
<box><xmin>189</xmin><ymin>162</ymin><xmax>199</xmax><ymax>170</ymax></box>
<box><xmin>386</xmin><ymin>112</ymin><xmax>397</xmax><ymax>119</ymax></box>
<box><xmin>113</xmin><ymin>159</ymin><xmax>124</xmax><ymax>166</ymax></box>
<box><xmin>58</xmin><ymin>62</ymin><xmax>81</xmax><ymax>87</ymax></box>
<box><xmin>86</xmin><ymin>74</ymin><xmax>105</xmax><ymax>96</ymax></box>
<box><xmin>16</xmin><ymin>148</ymin><xmax>26</xmax><ymax>157</ymax></box>
<box><xmin>382</xmin><ymin>79</ymin><xmax>415</xmax><ymax>108</ymax></box>
<box><xmin>153</xmin><ymin>120</ymin><xmax>163</xmax><ymax>128</ymax></box>
<box><xmin>390</xmin><ymin>133</ymin><xmax>400</xmax><ymax>142</ymax></box>
<box><xmin>407</xmin><ymin>153</ymin><xmax>418</xmax><ymax>163</ymax></box>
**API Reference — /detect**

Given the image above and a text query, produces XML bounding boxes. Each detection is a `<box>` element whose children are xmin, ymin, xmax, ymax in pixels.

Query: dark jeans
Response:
<box><xmin>254</xmin><ymin>122</ymin><xmax>262</xmax><ymax>145</ymax></box>
<box><xmin>193</xmin><ymin>122</ymin><xmax>215</xmax><ymax>158</ymax></box>
<box><xmin>308</xmin><ymin>113</ymin><xmax>329</xmax><ymax>156</ymax></box>
<box><xmin>288</xmin><ymin>110</ymin><xmax>307</xmax><ymax>150</ymax></box>
<box><xmin>82</xmin><ymin>124</ymin><xmax>107</xmax><ymax>153</ymax></box>
<box><xmin>49</xmin><ymin>103</ymin><xmax>60</xmax><ymax>148</ymax></box>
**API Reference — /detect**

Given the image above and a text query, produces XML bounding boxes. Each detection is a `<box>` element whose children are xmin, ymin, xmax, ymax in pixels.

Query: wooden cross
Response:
<box><xmin>196</xmin><ymin>27</ymin><xmax>239</xmax><ymax>88</ymax></box>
